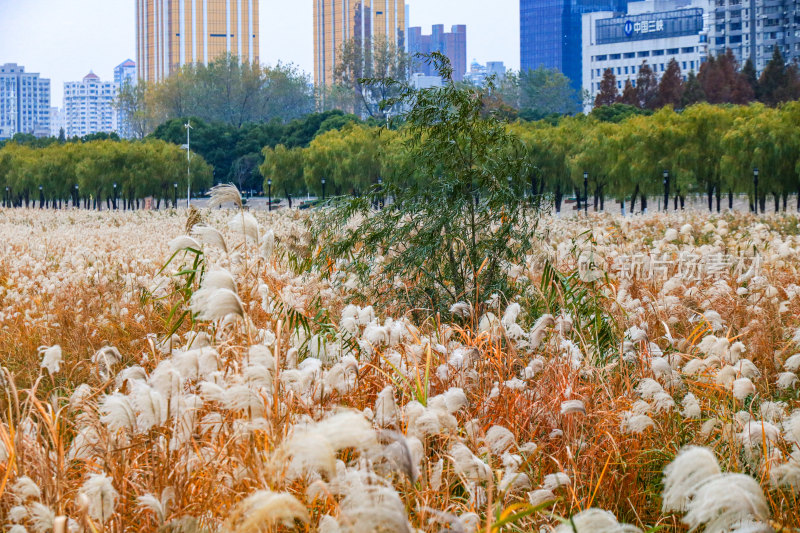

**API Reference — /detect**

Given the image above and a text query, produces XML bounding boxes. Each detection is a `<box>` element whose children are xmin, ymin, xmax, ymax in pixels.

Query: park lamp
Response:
<box><xmin>663</xmin><ymin>169</ymin><xmax>669</xmax><ymax>182</ymax></box>
<box><xmin>583</xmin><ymin>171</ymin><xmax>589</xmax><ymax>214</ymax></box>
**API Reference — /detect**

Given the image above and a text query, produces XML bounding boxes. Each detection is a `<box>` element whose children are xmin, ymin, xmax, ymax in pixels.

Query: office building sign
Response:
<box><xmin>624</xmin><ymin>19</ymin><xmax>665</xmax><ymax>37</ymax></box>
<box><xmin>597</xmin><ymin>8</ymin><xmax>703</xmax><ymax>44</ymax></box>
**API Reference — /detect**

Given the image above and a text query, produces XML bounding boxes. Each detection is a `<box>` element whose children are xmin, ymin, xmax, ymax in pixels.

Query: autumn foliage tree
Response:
<box><xmin>594</xmin><ymin>69</ymin><xmax>619</xmax><ymax>107</ymax></box>
<box><xmin>656</xmin><ymin>59</ymin><xmax>684</xmax><ymax>108</ymax></box>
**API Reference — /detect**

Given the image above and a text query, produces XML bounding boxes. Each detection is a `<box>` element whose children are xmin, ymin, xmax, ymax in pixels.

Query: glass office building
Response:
<box><xmin>521</xmin><ymin>0</ymin><xmax>629</xmax><ymax>92</ymax></box>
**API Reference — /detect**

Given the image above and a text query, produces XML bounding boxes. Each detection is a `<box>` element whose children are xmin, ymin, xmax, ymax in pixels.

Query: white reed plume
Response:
<box><xmin>484</xmin><ymin>425</ymin><xmax>515</xmax><ymax>455</ymax></box>
<box><xmin>130</xmin><ymin>380</ymin><xmax>167</xmax><ymax>431</ymax></box>
<box><xmin>449</xmin><ymin>301</ymin><xmax>472</xmax><ymax>318</ymax></box>
<box><xmin>528</xmin><ymin>489</ymin><xmax>556</xmax><ymax>507</ymax></box>
<box><xmin>561</xmin><ymin>399</ymin><xmax>586</xmax><ymax>415</ymax></box>
<box><xmin>682</xmin><ymin>473</ymin><xmax>770</xmax><ymax>531</ymax></box>
<box><xmin>542</xmin><ymin>472</ymin><xmax>571</xmax><ymax>491</ymax></box>
<box><xmin>191</xmin><ymin>287</ymin><xmax>244</xmax><ymax>321</ymax></box>
<box><xmin>92</xmin><ymin>345</ymin><xmax>122</xmax><ymax>379</ymax></box>
<box><xmin>785</xmin><ymin>410</ymin><xmax>800</xmax><ymax>445</ymax></box>
<box><xmin>28</xmin><ymin>502</ymin><xmax>55</xmax><ymax>533</ymax></box>
<box><xmin>191</xmin><ymin>224</ymin><xmax>228</xmax><ymax>253</ymax></box>
<box><xmin>260</xmin><ymin>229</ymin><xmax>275</xmax><ymax>260</ymax></box>
<box><xmin>336</xmin><ymin>480</ymin><xmax>412</xmax><ymax>533</ymax></box>
<box><xmin>554</xmin><ymin>509</ymin><xmax>642</xmax><ymax>533</ymax></box>
<box><xmin>449</xmin><ymin>443</ymin><xmax>491</xmax><ymax>482</ymax></box>
<box><xmin>228</xmin><ymin>212</ymin><xmax>260</xmax><ymax>242</ymax></box>
<box><xmin>38</xmin><ymin>345</ymin><xmax>62</xmax><ymax>375</ymax></box>
<box><xmin>78</xmin><ymin>473</ymin><xmax>118</xmax><ymax>523</ymax></box>
<box><xmin>11</xmin><ymin>476</ymin><xmax>41</xmax><ymax>501</ymax></box>
<box><xmin>8</xmin><ymin>526</ymin><xmax>28</xmax><ymax>533</ymax></box>
<box><xmin>168</xmin><ymin>235</ymin><xmax>201</xmax><ymax>254</ymax></box>
<box><xmin>777</xmin><ymin>372</ymin><xmax>798</xmax><ymax>390</ymax></box>
<box><xmin>374</xmin><ymin>386</ymin><xmax>399</xmax><ymax>427</ymax></box>
<box><xmin>99</xmin><ymin>392</ymin><xmax>137</xmax><ymax>432</ymax></box>
<box><xmin>207</xmin><ymin>183</ymin><xmax>243</xmax><ymax>209</ymax></box>
<box><xmin>681</xmin><ymin>393</ymin><xmax>701</xmax><ymax>419</ymax></box>
<box><xmin>9</xmin><ymin>505</ymin><xmax>27</xmax><ymax>522</ymax></box>
<box><xmin>224</xmin><ymin>490</ymin><xmax>309</xmax><ymax>531</ymax></box>
<box><xmin>137</xmin><ymin>488</ymin><xmax>175</xmax><ymax>524</ymax></box>
<box><xmin>662</xmin><ymin>446</ymin><xmax>721</xmax><ymax>511</ymax></box>
<box><xmin>620</xmin><ymin>412</ymin><xmax>655</xmax><ymax>434</ymax></box>
<box><xmin>282</xmin><ymin>410</ymin><xmax>378</xmax><ymax>480</ymax></box>
<box><xmin>784</xmin><ymin>353</ymin><xmax>800</xmax><ymax>372</ymax></box>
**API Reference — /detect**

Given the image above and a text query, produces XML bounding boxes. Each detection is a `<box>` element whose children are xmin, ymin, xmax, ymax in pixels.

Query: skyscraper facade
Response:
<box><xmin>408</xmin><ymin>25</ymin><xmax>467</xmax><ymax>81</ymax></box>
<box><xmin>521</xmin><ymin>0</ymin><xmax>629</xmax><ymax>91</ymax></box>
<box><xmin>708</xmin><ymin>0</ymin><xmax>800</xmax><ymax>74</ymax></box>
<box><xmin>114</xmin><ymin>59</ymin><xmax>137</xmax><ymax>138</ymax></box>
<box><xmin>63</xmin><ymin>72</ymin><xmax>116</xmax><ymax>138</ymax></box>
<box><xmin>0</xmin><ymin>63</ymin><xmax>51</xmax><ymax>140</ymax></box>
<box><xmin>136</xmin><ymin>0</ymin><xmax>260</xmax><ymax>83</ymax></box>
<box><xmin>313</xmin><ymin>0</ymin><xmax>407</xmax><ymax>86</ymax></box>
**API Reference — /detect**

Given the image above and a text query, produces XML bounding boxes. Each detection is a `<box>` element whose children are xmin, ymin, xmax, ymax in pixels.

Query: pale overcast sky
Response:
<box><xmin>0</xmin><ymin>0</ymin><xmax>519</xmax><ymax>105</ymax></box>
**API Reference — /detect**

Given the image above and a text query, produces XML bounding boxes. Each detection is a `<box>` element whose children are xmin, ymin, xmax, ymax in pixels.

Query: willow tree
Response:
<box><xmin>315</xmin><ymin>53</ymin><xmax>538</xmax><ymax>315</ymax></box>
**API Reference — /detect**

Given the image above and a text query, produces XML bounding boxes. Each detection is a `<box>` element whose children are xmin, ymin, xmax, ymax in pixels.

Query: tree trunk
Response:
<box><xmin>594</xmin><ymin>187</ymin><xmax>599</xmax><ymax>211</ymax></box>
<box><xmin>782</xmin><ymin>192</ymin><xmax>787</xmax><ymax>212</ymax></box>
<box><xmin>759</xmin><ymin>194</ymin><xmax>766</xmax><ymax>213</ymax></box>
<box><xmin>600</xmin><ymin>189</ymin><xmax>605</xmax><ymax>211</ymax></box>
<box><xmin>715</xmin><ymin>187</ymin><xmax>721</xmax><ymax>213</ymax></box>
<box><xmin>707</xmin><ymin>184</ymin><xmax>713</xmax><ymax>212</ymax></box>
<box><xmin>631</xmin><ymin>184</ymin><xmax>639</xmax><ymax>213</ymax></box>
<box><xmin>728</xmin><ymin>190</ymin><xmax>733</xmax><ymax>210</ymax></box>
<box><xmin>620</xmin><ymin>199</ymin><xmax>625</xmax><ymax>216</ymax></box>
<box><xmin>674</xmin><ymin>194</ymin><xmax>678</xmax><ymax>210</ymax></box>
<box><xmin>680</xmin><ymin>196</ymin><xmax>685</xmax><ymax>210</ymax></box>
<box><xmin>574</xmin><ymin>187</ymin><xmax>581</xmax><ymax>211</ymax></box>
<box><xmin>287</xmin><ymin>193</ymin><xmax>293</xmax><ymax>209</ymax></box>
<box><xmin>555</xmin><ymin>184</ymin><xmax>563</xmax><ymax>213</ymax></box>
<box><xmin>774</xmin><ymin>192</ymin><xmax>779</xmax><ymax>213</ymax></box>
<box><xmin>641</xmin><ymin>192</ymin><xmax>647</xmax><ymax>213</ymax></box>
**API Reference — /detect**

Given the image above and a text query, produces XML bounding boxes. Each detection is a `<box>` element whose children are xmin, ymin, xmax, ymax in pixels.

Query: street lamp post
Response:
<box><xmin>321</xmin><ymin>178</ymin><xmax>326</xmax><ymax>202</ymax></box>
<box><xmin>5</xmin><ymin>186</ymin><xmax>9</xmax><ymax>208</ymax></box>
<box><xmin>39</xmin><ymin>185</ymin><xmax>43</xmax><ymax>209</ymax></box>
<box><xmin>74</xmin><ymin>184</ymin><xmax>79</xmax><ymax>209</ymax></box>
<box><xmin>173</xmin><ymin>183</ymin><xmax>178</xmax><ymax>208</ymax></box>
<box><xmin>267</xmin><ymin>178</ymin><xmax>272</xmax><ymax>212</ymax></box>
<box><xmin>113</xmin><ymin>182</ymin><xmax>117</xmax><ymax>210</ymax></box>
<box><xmin>753</xmin><ymin>167</ymin><xmax>759</xmax><ymax>214</ymax></box>
<box><xmin>583</xmin><ymin>171</ymin><xmax>588</xmax><ymax>214</ymax></box>
<box><xmin>663</xmin><ymin>170</ymin><xmax>669</xmax><ymax>212</ymax></box>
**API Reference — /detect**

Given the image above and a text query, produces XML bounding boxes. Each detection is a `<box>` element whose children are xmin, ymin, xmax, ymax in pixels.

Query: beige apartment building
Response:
<box><xmin>313</xmin><ymin>0</ymin><xmax>406</xmax><ymax>86</ymax></box>
<box><xmin>136</xmin><ymin>0</ymin><xmax>259</xmax><ymax>83</ymax></box>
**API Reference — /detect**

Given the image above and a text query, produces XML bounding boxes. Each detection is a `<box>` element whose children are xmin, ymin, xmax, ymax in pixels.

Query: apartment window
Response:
<box><xmin>661</xmin><ymin>64</ymin><xmax>665</xmax><ymax>72</ymax></box>
<box><xmin>681</xmin><ymin>47</ymin><xmax>694</xmax><ymax>53</ymax></box>
<box><xmin>624</xmin><ymin>52</ymin><xmax>635</xmax><ymax>59</ymax></box>
<box><xmin>653</xmin><ymin>49</ymin><xmax>664</xmax><ymax>56</ymax></box>
<box><xmin>610</xmin><ymin>53</ymin><xmax>621</xmax><ymax>60</ymax></box>
<box><xmin>638</xmin><ymin>51</ymin><xmax>650</xmax><ymax>57</ymax></box>
<box><xmin>624</xmin><ymin>66</ymin><xmax>629</xmax><ymax>74</ymax></box>
<box><xmin>667</xmin><ymin>48</ymin><xmax>679</xmax><ymax>54</ymax></box>
<box><xmin>596</xmin><ymin>54</ymin><xmax>607</xmax><ymax>61</ymax></box>
<box><xmin>682</xmin><ymin>61</ymin><xmax>687</xmax><ymax>70</ymax></box>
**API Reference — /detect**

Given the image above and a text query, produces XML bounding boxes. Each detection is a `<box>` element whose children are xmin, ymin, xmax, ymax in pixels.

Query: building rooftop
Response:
<box><xmin>83</xmin><ymin>71</ymin><xmax>100</xmax><ymax>81</ymax></box>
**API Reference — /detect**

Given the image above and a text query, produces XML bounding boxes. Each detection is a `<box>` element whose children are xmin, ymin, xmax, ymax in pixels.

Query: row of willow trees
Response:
<box><xmin>0</xmin><ymin>140</ymin><xmax>212</xmax><ymax>209</ymax></box>
<box><xmin>261</xmin><ymin>102</ymin><xmax>800</xmax><ymax>213</ymax></box>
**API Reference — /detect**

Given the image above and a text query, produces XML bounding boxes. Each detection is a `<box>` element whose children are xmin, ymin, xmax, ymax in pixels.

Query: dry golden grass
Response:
<box><xmin>0</xmin><ymin>207</ymin><xmax>798</xmax><ymax>532</ymax></box>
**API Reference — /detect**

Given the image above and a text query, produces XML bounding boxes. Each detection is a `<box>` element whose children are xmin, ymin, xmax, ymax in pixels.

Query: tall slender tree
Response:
<box><xmin>594</xmin><ymin>69</ymin><xmax>619</xmax><ymax>107</ymax></box>
<box><xmin>656</xmin><ymin>59</ymin><xmax>684</xmax><ymax>108</ymax></box>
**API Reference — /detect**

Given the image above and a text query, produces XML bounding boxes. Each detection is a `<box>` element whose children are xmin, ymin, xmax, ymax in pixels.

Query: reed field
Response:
<box><xmin>1</xmin><ymin>196</ymin><xmax>799</xmax><ymax>532</ymax></box>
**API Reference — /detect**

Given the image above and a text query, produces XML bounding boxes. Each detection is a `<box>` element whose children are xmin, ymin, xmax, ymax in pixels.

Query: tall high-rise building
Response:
<box><xmin>136</xmin><ymin>0</ymin><xmax>260</xmax><ymax>83</ymax></box>
<box><xmin>313</xmin><ymin>0</ymin><xmax>406</xmax><ymax>86</ymax></box>
<box><xmin>115</xmin><ymin>59</ymin><xmax>137</xmax><ymax>88</ymax></box>
<box><xmin>0</xmin><ymin>63</ymin><xmax>51</xmax><ymax>140</ymax></box>
<box><xmin>114</xmin><ymin>59</ymin><xmax>137</xmax><ymax>138</ymax></box>
<box><xmin>64</xmin><ymin>72</ymin><xmax>116</xmax><ymax>138</ymax></box>
<box><xmin>408</xmin><ymin>24</ymin><xmax>467</xmax><ymax>81</ymax></box>
<box><xmin>708</xmin><ymin>0</ymin><xmax>800</xmax><ymax>74</ymax></box>
<box><xmin>521</xmin><ymin>0</ymin><xmax>629</xmax><ymax>92</ymax></box>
